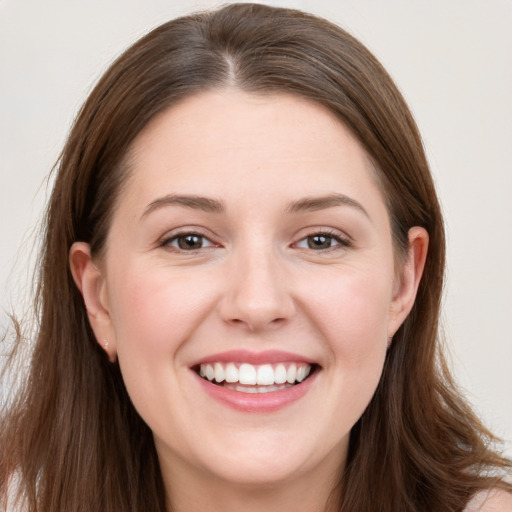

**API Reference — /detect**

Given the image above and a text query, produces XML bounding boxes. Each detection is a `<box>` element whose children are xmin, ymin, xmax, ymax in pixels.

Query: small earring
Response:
<box><xmin>104</xmin><ymin>339</ymin><xmax>109</xmax><ymax>350</ymax></box>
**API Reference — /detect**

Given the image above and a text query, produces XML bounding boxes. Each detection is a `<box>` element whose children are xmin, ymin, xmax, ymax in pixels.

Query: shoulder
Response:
<box><xmin>464</xmin><ymin>489</ymin><xmax>512</xmax><ymax>512</ymax></box>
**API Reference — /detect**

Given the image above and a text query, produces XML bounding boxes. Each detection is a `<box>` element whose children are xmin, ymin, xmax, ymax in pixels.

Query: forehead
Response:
<box><xmin>121</xmin><ymin>89</ymin><xmax>385</xmax><ymax>215</ymax></box>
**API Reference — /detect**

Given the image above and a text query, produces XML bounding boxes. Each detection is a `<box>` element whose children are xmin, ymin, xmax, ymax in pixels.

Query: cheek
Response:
<box><xmin>305</xmin><ymin>269</ymin><xmax>391</xmax><ymax>418</ymax></box>
<box><xmin>306</xmin><ymin>267</ymin><xmax>392</xmax><ymax>351</ymax></box>
<box><xmin>107</xmin><ymin>264</ymin><xmax>220</xmax><ymax>360</ymax></box>
<box><xmin>105</xmin><ymin>264</ymin><xmax>222</xmax><ymax>432</ymax></box>
<box><xmin>332</xmin><ymin>274</ymin><xmax>390</xmax><ymax>381</ymax></box>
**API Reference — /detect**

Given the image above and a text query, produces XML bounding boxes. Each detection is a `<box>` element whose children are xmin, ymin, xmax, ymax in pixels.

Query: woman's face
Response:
<box><xmin>74</xmin><ymin>90</ymin><xmax>425</xmax><ymax>492</ymax></box>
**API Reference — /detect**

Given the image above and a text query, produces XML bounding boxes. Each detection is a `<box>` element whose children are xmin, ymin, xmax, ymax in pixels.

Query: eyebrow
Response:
<box><xmin>286</xmin><ymin>193</ymin><xmax>369</xmax><ymax>218</ymax></box>
<box><xmin>141</xmin><ymin>194</ymin><xmax>225</xmax><ymax>218</ymax></box>
<box><xmin>141</xmin><ymin>192</ymin><xmax>369</xmax><ymax>219</ymax></box>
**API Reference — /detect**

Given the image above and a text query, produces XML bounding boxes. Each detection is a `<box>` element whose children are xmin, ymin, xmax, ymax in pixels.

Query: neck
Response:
<box><xmin>166</xmin><ymin>474</ymin><xmax>341</xmax><ymax>512</ymax></box>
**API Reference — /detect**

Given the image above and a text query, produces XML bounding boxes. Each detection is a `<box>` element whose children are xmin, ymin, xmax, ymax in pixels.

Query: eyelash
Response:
<box><xmin>294</xmin><ymin>230</ymin><xmax>351</xmax><ymax>251</ymax></box>
<box><xmin>161</xmin><ymin>231</ymin><xmax>216</xmax><ymax>251</ymax></box>
<box><xmin>160</xmin><ymin>229</ymin><xmax>351</xmax><ymax>253</ymax></box>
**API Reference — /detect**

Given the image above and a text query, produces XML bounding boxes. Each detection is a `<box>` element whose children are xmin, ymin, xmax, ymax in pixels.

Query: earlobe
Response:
<box><xmin>69</xmin><ymin>242</ymin><xmax>117</xmax><ymax>362</ymax></box>
<box><xmin>388</xmin><ymin>226</ymin><xmax>429</xmax><ymax>336</ymax></box>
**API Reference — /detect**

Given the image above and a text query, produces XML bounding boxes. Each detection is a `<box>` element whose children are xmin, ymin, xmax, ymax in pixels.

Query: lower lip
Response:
<box><xmin>193</xmin><ymin>370</ymin><xmax>318</xmax><ymax>413</ymax></box>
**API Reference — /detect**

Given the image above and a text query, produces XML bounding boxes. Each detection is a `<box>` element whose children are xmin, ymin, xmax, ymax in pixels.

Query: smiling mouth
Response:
<box><xmin>194</xmin><ymin>362</ymin><xmax>317</xmax><ymax>393</ymax></box>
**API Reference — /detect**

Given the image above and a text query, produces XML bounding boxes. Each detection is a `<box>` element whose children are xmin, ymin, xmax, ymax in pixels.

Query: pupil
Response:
<box><xmin>179</xmin><ymin>235</ymin><xmax>202</xmax><ymax>249</ymax></box>
<box><xmin>309</xmin><ymin>235</ymin><xmax>331</xmax><ymax>249</ymax></box>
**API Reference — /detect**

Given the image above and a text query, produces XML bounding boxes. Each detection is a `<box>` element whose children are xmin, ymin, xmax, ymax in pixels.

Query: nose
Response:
<box><xmin>218</xmin><ymin>246</ymin><xmax>295</xmax><ymax>332</ymax></box>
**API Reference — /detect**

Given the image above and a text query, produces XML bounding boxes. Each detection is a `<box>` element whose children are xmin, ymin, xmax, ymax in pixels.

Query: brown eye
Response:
<box><xmin>166</xmin><ymin>233</ymin><xmax>214</xmax><ymax>250</ymax></box>
<box><xmin>307</xmin><ymin>235</ymin><xmax>333</xmax><ymax>250</ymax></box>
<box><xmin>295</xmin><ymin>232</ymin><xmax>348</xmax><ymax>251</ymax></box>
<box><xmin>178</xmin><ymin>234</ymin><xmax>203</xmax><ymax>250</ymax></box>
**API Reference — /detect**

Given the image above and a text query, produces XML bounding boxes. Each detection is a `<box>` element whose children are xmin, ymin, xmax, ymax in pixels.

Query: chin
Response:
<box><xmin>204</xmin><ymin>456</ymin><xmax>310</xmax><ymax>488</ymax></box>
<box><xmin>191</xmin><ymin>429</ymin><xmax>340</xmax><ymax>489</ymax></box>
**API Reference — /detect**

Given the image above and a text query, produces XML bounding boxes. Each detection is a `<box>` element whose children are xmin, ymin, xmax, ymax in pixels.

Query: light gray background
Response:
<box><xmin>1</xmin><ymin>0</ymin><xmax>511</xmax><ymax>455</ymax></box>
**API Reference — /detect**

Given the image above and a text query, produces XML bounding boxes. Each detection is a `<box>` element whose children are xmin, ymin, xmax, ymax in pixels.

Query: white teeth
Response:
<box><xmin>205</xmin><ymin>364</ymin><xmax>215</xmax><ymax>381</ymax></box>
<box><xmin>238</xmin><ymin>385</ymin><xmax>258</xmax><ymax>393</ymax></box>
<box><xmin>224</xmin><ymin>383</ymin><xmax>292</xmax><ymax>393</ymax></box>
<box><xmin>239</xmin><ymin>363</ymin><xmax>257</xmax><ymax>385</ymax></box>
<box><xmin>214</xmin><ymin>362</ymin><xmax>224</xmax><ymax>383</ymax></box>
<box><xmin>225</xmin><ymin>362</ymin><xmax>238</xmax><ymax>383</ymax></box>
<box><xmin>297</xmin><ymin>365</ymin><xmax>311</xmax><ymax>382</ymax></box>
<box><xmin>286</xmin><ymin>364</ymin><xmax>297</xmax><ymax>384</ymax></box>
<box><xmin>256</xmin><ymin>364</ymin><xmax>274</xmax><ymax>385</ymax></box>
<box><xmin>274</xmin><ymin>364</ymin><xmax>287</xmax><ymax>384</ymax></box>
<box><xmin>198</xmin><ymin>361</ymin><xmax>313</xmax><ymax>388</ymax></box>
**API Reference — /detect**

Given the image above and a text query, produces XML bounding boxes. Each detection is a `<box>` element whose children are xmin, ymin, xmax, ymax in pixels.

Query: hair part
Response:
<box><xmin>1</xmin><ymin>3</ymin><xmax>510</xmax><ymax>511</ymax></box>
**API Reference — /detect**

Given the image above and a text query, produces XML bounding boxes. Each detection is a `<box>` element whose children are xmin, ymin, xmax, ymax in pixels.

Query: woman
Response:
<box><xmin>1</xmin><ymin>3</ymin><xmax>511</xmax><ymax>511</ymax></box>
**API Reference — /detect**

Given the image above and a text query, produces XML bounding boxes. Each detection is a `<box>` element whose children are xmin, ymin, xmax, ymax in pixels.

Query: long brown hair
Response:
<box><xmin>1</xmin><ymin>3</ymin><xmax>510</xmax><ymax>511</ymax></box>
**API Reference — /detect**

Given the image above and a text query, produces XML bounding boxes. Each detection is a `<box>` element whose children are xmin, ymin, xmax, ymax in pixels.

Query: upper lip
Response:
<box><xmin>189</xmin><ymin>349</ymin><xmax>318</xmax><ymax>367</ymax></box>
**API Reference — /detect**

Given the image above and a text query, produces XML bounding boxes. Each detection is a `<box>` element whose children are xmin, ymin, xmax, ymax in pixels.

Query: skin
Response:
<box><xmin>466</xmin><ymin>490</ymin><xmax>512</xmax><ymax>512</ymax></box>
<box><xmin>70</xmin><ymin>90</ymin><xmax>429</xmax><ymax>512</ymax></box>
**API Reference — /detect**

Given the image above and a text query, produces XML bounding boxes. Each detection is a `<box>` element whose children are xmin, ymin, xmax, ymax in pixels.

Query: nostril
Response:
<box><xmin>228</xmin><ymin>318</ymin><xmax>251</xmax><ymax>329</ymax></box>
<box><xmin>227</xmin><ymin>316</ymin><xmax>288</xmax><ymax>332</ymax></box>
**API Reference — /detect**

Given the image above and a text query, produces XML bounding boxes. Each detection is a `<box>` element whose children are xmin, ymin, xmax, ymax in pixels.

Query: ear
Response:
<box><xmin>388</xmin><ymin>226</ymin><xmax>429</xmax><ymax>337</ymax></box>
<box><xmin>69</xmin><ymin>242</ymin><xmax>117</xmax><ymax>362</ymax></box>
